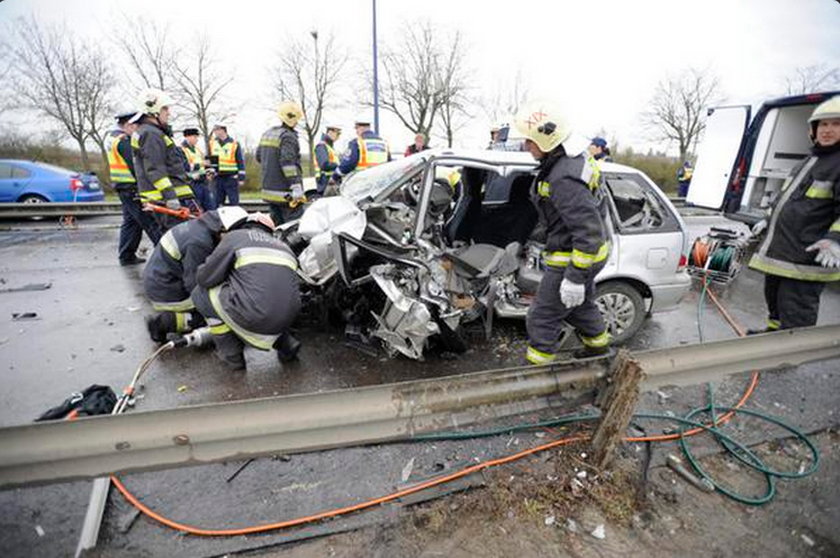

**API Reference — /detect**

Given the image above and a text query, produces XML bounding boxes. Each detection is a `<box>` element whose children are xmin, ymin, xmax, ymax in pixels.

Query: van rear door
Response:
<box><xmin>685</xmin><ymin>105</ymin><xmax>751</xmax><ymax>210</ymax></box>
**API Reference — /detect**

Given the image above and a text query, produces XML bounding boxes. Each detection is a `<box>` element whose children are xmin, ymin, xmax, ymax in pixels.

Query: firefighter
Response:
<box><xmin>314</xmin><ymin>124</ymin><xmax>342</xmax><ymax>197</ymax></box>
<box><xmin>514</xmin><ymin>100</ymin><xmax>612</xmax><ymax>364</ymax></box>
<box><xmin>192</xmin><ymin>213</ymin><xmax>302</xmax><ymax>370</ymax></box>
<box><xmin>108</xmin><ymin>108</ymin><xmax>162</xmax><ymax>265</ymax></box>
<box><xmin>256</xmin><ymin>101</ymin><xmax>305</xmax><ymax>225</ymax></box>
<box><xmin>748</xmin><ymin>96</ymin><xmax>840</xmax><ymax>332</ymax></box>
<box><xmin>143</xmin><ymin>206</ymin><xmax>248</xmax><ymax>342</ymax></box>
<box><xmin>335</xmin><ymin>119</ymin><xmax>390</xmax><ymax>178</ymax></box>
<box><xmin>210</xmin><ymin>124</ymin><xmax>246</xmax><ymax>206</ymax></box>
<box><xmin>181</xmin><ymin>127</ymin><xmax>215</xmax><ymax>210</ymax></box>
<box><xmin>131</xmin><ymin>88</ymin><xmax>197</xmax><ymax>231</ymax></box>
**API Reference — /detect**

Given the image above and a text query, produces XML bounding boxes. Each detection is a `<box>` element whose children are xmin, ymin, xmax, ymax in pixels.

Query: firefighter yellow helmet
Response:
<box><xmin>514</xmin><ymin>100</ymin><xmax>572</xmax><ymax>153</ymax></box>
<box><xmin>277</xmin><ymin>101</ymin><xmax>303</xmax><ymax>127</ymax></box>
<box><xmin>137</xmin><ymin>88</ymin><xmax>172</xmax><ymax>116</ymax></box>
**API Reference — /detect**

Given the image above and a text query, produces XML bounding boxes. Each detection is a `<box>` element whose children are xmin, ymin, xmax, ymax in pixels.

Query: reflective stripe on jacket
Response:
<box><xmin>749</xmin><ymin>149</ymin><xmax>840</xmax><ymax>282</ymax></box>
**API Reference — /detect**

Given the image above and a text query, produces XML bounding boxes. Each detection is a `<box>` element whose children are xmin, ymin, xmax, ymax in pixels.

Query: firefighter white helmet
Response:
<box><xmin>808</xmin><ymin>96</ymin><xmax>840</xmax><ymax>123</ymax></box>
<box><xmin>277</xmin><ymin>101</ymin><xmax>303</xmax><ymax>127</ymax></box>
<box><xmin>137</xmin><ymin>88</ymin><xmax>172</xmax><ymax>116</ymax></box>
<box><xmin>247</xmin><ymin>212</ymin><xmax>275</xmax><ymax>231</ymax></box>
<box><xmin>216</xmin><ymin>206</ymin><xmax>248</xmax><ymax>231</ymax></box>
<box><xmin>514</xmin><ymin>100</ymin><xmax>572</xmax><ymax>153</ymax></box>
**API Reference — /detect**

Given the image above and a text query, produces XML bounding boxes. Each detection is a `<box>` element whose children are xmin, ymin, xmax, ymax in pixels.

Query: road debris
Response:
<box><xmin>590</xmin><ymin>524</ymin><xmax>606</xmax><ymax>540</ymax></box>
<box><xmin>401</xmin><ymin>457</ymin><xmax>415</xmax><ymax>483</ymax></box>
<box><xmin>11</xmin><ymin>312</ymin><xmax>39</xmax><ymax>321</ymax></box>
<box><xmin>177</xmin><ymin>385</ymin><xmax>188</xmax><ymax>393</ymax></box>
<box><xmin>34</xmin><ymin>525</ymin><xmax>45</xmax><ymax>537</ymax></box>
<box><xmin>0</xmin><ymin>282</ymin><xmax>51</xmax><ymax>294</ymax></box>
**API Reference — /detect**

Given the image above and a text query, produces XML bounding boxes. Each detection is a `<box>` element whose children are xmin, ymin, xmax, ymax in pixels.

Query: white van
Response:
<box><xmin>686</xmin><ymin>90</ymin><xmax>840</xmax><ymax>222</ymax></box>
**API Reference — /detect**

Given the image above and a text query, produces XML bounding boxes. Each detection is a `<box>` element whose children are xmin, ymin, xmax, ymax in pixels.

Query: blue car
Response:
<box><xmin>0</xmin><ymin>159</ymin><xmax>105</xmax><ymax>203</ymax></box>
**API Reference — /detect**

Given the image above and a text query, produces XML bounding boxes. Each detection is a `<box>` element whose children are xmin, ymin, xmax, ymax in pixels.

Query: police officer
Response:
<box><xmin>588</xmin><ymin>137</ymin><xmax>613</xmax><ymax>162</ymax></box>
<box><xmin>314</xmin><ymin>124</ymin><xmax>342</xmax><ymax>197</ymax></box>
<box><xmin>677</xmin><ymin>161</ymin><xmax>693</xmax><ymax>198</ymax></box>
<box><xmin>748</xmin><ymin>96</ymin><xmax>840</xmax><ymax>332</ymax></box>
<box><xmin>256</xmin><ymin>101</ymin><xmax>305</xmax><ymax>225</ymax></box>
<box><xmin>335</xmin><ymin>119</ymin><xmax>390</xmax><ymax>178</ymax></box>
<box><xmin>108</xmin><ymin>109</ymin><xmax>162</xmax><ymax>265</ymax></box>
<box><xmin>131</xmin><ymin>88</ymin><xmax>197</xmax><ymax>231</ymax></box>
<box><xmin>192</xmin><ymin>213</ymin><xmax>302</xmax><ymax>370</ymax></box>
<box><xmin>143</xmin><ymin>206</ymin><xmax>248</xmax><ymax>342</ymax></box>
<box><xmin>181</xmin><ymin>127</ymin><xmax>215</xmax><ymax>210</ymax></box>
<box><xmin>514</xmin><ymin>100</ymin><xmax>612</xmax><ymax>364</ymax></box>
<box><xmin>210</xmin><ymin>124</ymin><xmax>246</xmax><ymax>206</ymax></box>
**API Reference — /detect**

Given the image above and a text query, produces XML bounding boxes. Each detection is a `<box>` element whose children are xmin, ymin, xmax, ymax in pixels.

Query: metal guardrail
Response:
<box><xmin>0</xmin><ymin>200</ymin><xmax>271</xmax><ymax>219</ymax></box>
<box><xmin>0</xmin><ymin>325</ymin><xmax>837</xmax><ymax>489</ymax></box>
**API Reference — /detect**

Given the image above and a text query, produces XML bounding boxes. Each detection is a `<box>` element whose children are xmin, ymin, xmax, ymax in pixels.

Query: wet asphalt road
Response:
<box><xmin>0</xmin><ymin>217</ymin><xmax>838</xmax><ymax>557</ymax></box>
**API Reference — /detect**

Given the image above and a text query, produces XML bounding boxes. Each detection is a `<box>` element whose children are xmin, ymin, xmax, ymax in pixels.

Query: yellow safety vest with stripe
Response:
<box><xmin>107</xmin><ymin>133</ymin><xmax>134</xmax><ymax>184</ymax></box>
<box><xmin>211</xmin><ymin>138</ymin><xmax>240</xmax><ymax>174</ymax></box>
<box><xmin>314</xmin><ymin>142</ymin><xmax>339</xmax><ymax>179</ymax></box>
<box><xmin>181</xmin><ymin>144</ymin><xmax>205</xmax><ymax>180</ymax></box>
<box><xmin>357</xmin><ymin>136</ymin><xmax>389</xmax><ymax>169</ymax></box>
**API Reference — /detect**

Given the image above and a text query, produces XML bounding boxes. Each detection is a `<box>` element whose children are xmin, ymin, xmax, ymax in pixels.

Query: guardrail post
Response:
<box><xmin>592</xmin><ymin>349</ymin><xmax>643</xmax><ymax>468</ymax></box>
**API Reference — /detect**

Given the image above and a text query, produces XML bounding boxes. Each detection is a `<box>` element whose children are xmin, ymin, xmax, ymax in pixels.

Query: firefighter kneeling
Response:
<box><xmin>192</xmin><ymin>213</ymin><xmax>302</xmax><ymax>370</ymax></box>
<box><xmin>514</xmin><ymin>100</ymin><xmax>613</xmax><ymax>364</ymax></box>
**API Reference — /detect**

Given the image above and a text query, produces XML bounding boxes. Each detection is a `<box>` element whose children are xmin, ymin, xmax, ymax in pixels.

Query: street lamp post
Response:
<box><xmin>372</xmin><ymin>0</ymin><xmax>380</xmax><ymax>134</ymax></box>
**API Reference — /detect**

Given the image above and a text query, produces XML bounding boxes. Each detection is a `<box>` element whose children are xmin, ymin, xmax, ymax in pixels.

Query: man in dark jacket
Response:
<box><xmin>748</xmin><ymin>96</ymin><xmax>840</xmax><ymax>331</ymax></box>
<box><xmin>108</xmin><ymin>109</ymin><xmax>162</xmax><ymax>265</ymax></box>
<box><xmin>514</xmin><ymin>100</ymin><xmax>612</xmax><ymax>364</ymax></box>
<box><xmin>131</xmin><ymin>88</ymin><xmax>197</xmax><ymax>231</ymax></box>
<box><xmin>143</xmin><ymin>206</ymin><xmax>248</xmax><ymax>342</ymax></box>
<box><xmin>257</xmin><ymin>101</ymin><xmax>305</xmax><ymax>225</ymax></box>
<box><xmin>335</xmin><ymin>119</ymin><xmax>391</xmax><ymax>177</ymax></box>
<box><xmin>314</xmin><ymin>124</ymin><xmax>342</xmax><ymax>197</ymax></box>
<box><xmin>192</xmin><ymin>213</ymin><xmax>302</xmax><ymax>369</ymax></box>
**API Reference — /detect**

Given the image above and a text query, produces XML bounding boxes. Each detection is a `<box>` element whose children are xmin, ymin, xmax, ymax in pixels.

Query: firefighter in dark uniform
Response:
<box><xmin>108</xmin><ymin>109</ymin><xmax>162</xmax><ymax>265</ymax></box>
<box><xmin>131</xmin><ymin>88</ymin><xmax>197</xmax><ymax>231</ymax></box>
<box><xmin>514</xmin><ymin>100</ymin><xmax>612</xmax><ymax>364</ymax></box>
<box><xmin>748</xmin><ymin>96</ymin><xmax>840</xmax><ymax>331</ymax></box>
<box><xmin>192</xmin><ymin>213</ymin><xmax>302</xmax><ymax>370</ymax></box>
<box><xmin>181</xmin><ymin>127</ymin><xmax>215</xmax><ymax>210</ymax></box>
<box><xmin>335</xmin><ymin>119</ymin><xmax>391</xmax><ymax>178</ymax></box>
<box><xmin>257</xmin><ymin>101</ymin><xmax>305</xmax><ymax>225</ymax></box>
<box><xmin>314</xmin><ymin>124</ymin><xmax>342</xmax><ymax>197</ymax></box>
<box><xmin>143</xmin><ymin>206</ymin><xmax>248</xmax><ymax>342</ymax></box>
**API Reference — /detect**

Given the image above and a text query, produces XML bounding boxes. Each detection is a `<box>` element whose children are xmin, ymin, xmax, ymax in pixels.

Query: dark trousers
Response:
<box><xmin>215</xmin><ymin>175</ymin><xmax>240</xmax><ymax>206</ymax></box>
<box><xmin>269</xmin><ymin>202</ymin><xmax>305</xmax><ymax>226</ymax></box>
<box><xmin>117</xmin><ymin>188</ymin><xmax>162</xmax><ymax>262</ymax></box>
<box><xmin>191</xmin><ymin>180</ymin><xmax>216</xmax><ymax>211</ymax></box>
<box><xmin>764</xmin><ymin>274</ymin><xmax>825</xmax><ymax>329</ymax></box>
<box><xmin>527</xmin><ymin>265</ymin><xmax>607</xmax><ymax>354</ymax></box>
<box><xmin>677</xmin><ymin>181</ymin><xmax>690</xmax><ymax>198</ymax></box>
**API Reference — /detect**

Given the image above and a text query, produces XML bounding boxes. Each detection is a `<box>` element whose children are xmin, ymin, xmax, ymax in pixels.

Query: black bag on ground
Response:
<box><xmin>36</xmin><ymin>384</ymin><xmax>117</xmax><ymax>421</ymax></box>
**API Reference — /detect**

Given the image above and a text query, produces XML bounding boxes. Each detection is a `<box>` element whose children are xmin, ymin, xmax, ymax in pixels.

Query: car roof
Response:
<box><xmin>413</xmin><ymin>148</ymin><xmax>642</xmax><ymax>175</ymax></box>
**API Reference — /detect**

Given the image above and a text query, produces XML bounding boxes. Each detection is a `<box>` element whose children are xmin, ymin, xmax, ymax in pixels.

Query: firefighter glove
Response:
<box><xmin>291</xmin><ymin>183</ymin><xmax>305</xmax><ymax>201</ymax></box>
<box><xmin>559</xmin><ymin>278</ymin><xmax>585</xmax><ymax>308</ymax></box>
<box><xmin>806</xmin><ymin>239</ymin><xmax>840</xmax><ymax>268</ymax></box>
<box><xmin>165</xmin><ymin>198</ymin><xmax>181</xmax><ymax>211</ymax></box>
<box><xmin>750</xmin><ymin>219</ymin><xmax>767</xmax><ymax>237</ymax></box>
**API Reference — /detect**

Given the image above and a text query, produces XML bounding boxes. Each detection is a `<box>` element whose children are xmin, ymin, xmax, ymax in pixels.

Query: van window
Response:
<box><xmin>604</xmin><ymin>173</ymin><xmax>676</xmax><ymax>233</ymax></box>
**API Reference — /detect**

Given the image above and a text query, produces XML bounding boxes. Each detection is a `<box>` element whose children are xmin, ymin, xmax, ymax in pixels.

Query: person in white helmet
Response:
<box><xmin>514</xmin><ymin>100</ymin><xmax>612</xmax><ymax>364</ymax></box>
<box><xmin>257</xmin><ymin>101</ymin><xmax>305</xmax><ymax>225</ymax></box>
<box><xmin>131</xmin><ymin>88</ymin><xmax>197</xmax><ymax>231</ymax></box>
<box><xmin>748</xmin><ymin>95</ymin><xmax>840</xmax><ymax>332</ymax></box>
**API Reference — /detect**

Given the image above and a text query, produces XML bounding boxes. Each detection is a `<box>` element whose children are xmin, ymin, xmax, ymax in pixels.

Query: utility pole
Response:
<box><xmin>372</xmin><ymin>0</ymin><xmax>380</xmax><ymax>134</ymax></box>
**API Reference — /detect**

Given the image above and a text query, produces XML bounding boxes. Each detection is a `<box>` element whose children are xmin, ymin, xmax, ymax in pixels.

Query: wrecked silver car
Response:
<box><xmin>280</xmin><ymin>149</ymin><xmax>691</xmax><ymax>360</ymax></box>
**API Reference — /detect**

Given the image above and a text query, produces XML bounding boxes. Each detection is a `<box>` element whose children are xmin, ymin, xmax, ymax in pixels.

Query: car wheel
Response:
<box><xmin>595</xmin><ymin>281</ymin><xmax>645</xmax><ymax>344</ymax></box>
<box><xmin>19</xmin><ymin>194</ymin><xmax>48</xmax><ymax>204</ymax></box>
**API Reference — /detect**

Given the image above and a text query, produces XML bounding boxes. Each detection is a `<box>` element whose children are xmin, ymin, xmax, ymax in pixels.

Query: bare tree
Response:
<box><xmin>82</xmin><ymin>56</ymin><xmax>117</xmax><ymax>183</ymax></box>
<box><xmin>642</xmin><ymin>68</ymin><xmax>723</xmax><ymax>162</ymax></box>
<box><xmin>116</xmin><ymin>18</ymin><xmax>177</xmax><ymax>91</ymax></box>
<box><xmin>436</xmin><ymin>31</ymin><xmax>472</xmax><ymax>147</ymax></box>
<box><xmin>6</xmin><ymin>16</ymin><xmax>114</xmax><ymax>172</ymax></box>
<box><xmin>480</xmin><ymin>69</ymin><xmax>529</xmax><ymax>126</ymax></box>
<box><xmin>784</xmin><ymin>64</ymin><xmax>840</xmax><ymax>95</ymax></box>
<box><xmin>172</xmin><ymin>36</ymin><xmax>235</xmax><ymax>153</ymax></box>
<box><xmin>274</xmin><ymin>30</ymin><xmax>347</xmax><ymax>173</ymax></box>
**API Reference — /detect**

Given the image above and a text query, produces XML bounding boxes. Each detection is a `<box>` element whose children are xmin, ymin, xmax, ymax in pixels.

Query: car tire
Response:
<box><xmin>595</xmin><ymin>281</ymin><xmax>645</xmax><ymax>345</ymax></box>
<box><xmin>19</xmin><ymin>194</ymin><xmax>48</xmax><ymax>204</ymax></box>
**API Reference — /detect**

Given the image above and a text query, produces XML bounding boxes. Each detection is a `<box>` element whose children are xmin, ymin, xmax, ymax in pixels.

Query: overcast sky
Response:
<box><xmin>1</xmin><ymin>0</ymin><xmax>839</xmax><ymax>155</ymax></box>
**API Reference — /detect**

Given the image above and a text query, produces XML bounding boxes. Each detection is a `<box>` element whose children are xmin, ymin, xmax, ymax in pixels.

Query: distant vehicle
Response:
<box><xmin>0</xmin><ymin>159</ymin><xmax>105</xmax><ymax>203</ymax></box>
<box><xmin>686</xmin><ymin>90</ymin><xmax>839</xmax><ymax>222</ymax></box>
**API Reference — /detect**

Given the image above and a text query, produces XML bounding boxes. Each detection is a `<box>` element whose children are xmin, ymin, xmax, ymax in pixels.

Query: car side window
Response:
<box><xmin>11</xmin><ymin>166</ymin><xmax>31</xmax><ymax>179</ymax></box>
<box><xmin>603</xmin><ymin>173</ymin><xmax>672</xmax><ymax>233</ymax></box>
<box><xmin>0</xmin><ymin>163</ymin><xmax>12</xmax><ymax>179</ymax></box>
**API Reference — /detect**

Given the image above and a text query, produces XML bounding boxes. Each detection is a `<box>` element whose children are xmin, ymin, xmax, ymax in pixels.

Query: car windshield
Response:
<box><xmin>340</xmin><ymin>156</ymin><xmax>427</xmax><ymax>205</ymax></box>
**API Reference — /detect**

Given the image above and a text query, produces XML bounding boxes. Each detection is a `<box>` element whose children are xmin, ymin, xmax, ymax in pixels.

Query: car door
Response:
<box><xmin>685</xmin><ymin>105</ymin><xmax>751</xmax><ymax>210</ymax></box>
<box><xmin>602</xmin><ymin>171</ymin><xmax>685</xmax><ymax>288</ymax></box>
<box><xmin>0</xmin><ymin>162</ymin><xmax>18</xmax><ymax>202</ymax></box>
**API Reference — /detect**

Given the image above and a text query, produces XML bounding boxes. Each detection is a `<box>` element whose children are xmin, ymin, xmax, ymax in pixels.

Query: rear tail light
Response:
<box><xmin>70</xmin><ymin>178</ymin><xmax>83</xmax><ymax>191</ymax></box>
<box><xmin>678</xmin><ymin>254</ymin><xmax>687</xmax><ymax>271</ymax></box>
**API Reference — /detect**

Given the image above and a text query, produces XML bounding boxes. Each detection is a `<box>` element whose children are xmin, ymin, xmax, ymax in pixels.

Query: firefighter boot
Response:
<box><xmin>212</xmin><ymin>331</ymin><xmax>246</xmax><ymax>371</ymax></box>
<box><xmin>572</xmin><ymin>345</ymin><xmax>615</xmax><ymax>360</ymax></box>
<box><xmin>274</xmin><ymin>332</ymin><xmax>302</xmax><ymax>363</ymax></box>
<box><xmin>146</xmin><ymin>312</ymin><xmax>177</xmax><ymax>343</ymax></box>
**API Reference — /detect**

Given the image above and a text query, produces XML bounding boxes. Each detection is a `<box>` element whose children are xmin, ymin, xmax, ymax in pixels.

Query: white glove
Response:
<box><xmin>751</xmin><ymin>219</ymin><xmax>767</xmax><ymax>237</ymax></box>
<box><xmin>806</xmin><ymin>239</ymin><xmax>840</xmax><ymax>268</ymax></box>
<box><xmin>559</xmin><ymin>278</ymin><xmax>585</xmax><ymax>308</ymax></box>
<box><xmin>165</xmin><ymin>198</ymin><xmax>181</xmax><ymax>211</ymax></box>
<box><xmin>290</xmin><ymin>183</ymin><xmax>305</xmax><ymax>201</ymax></box>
